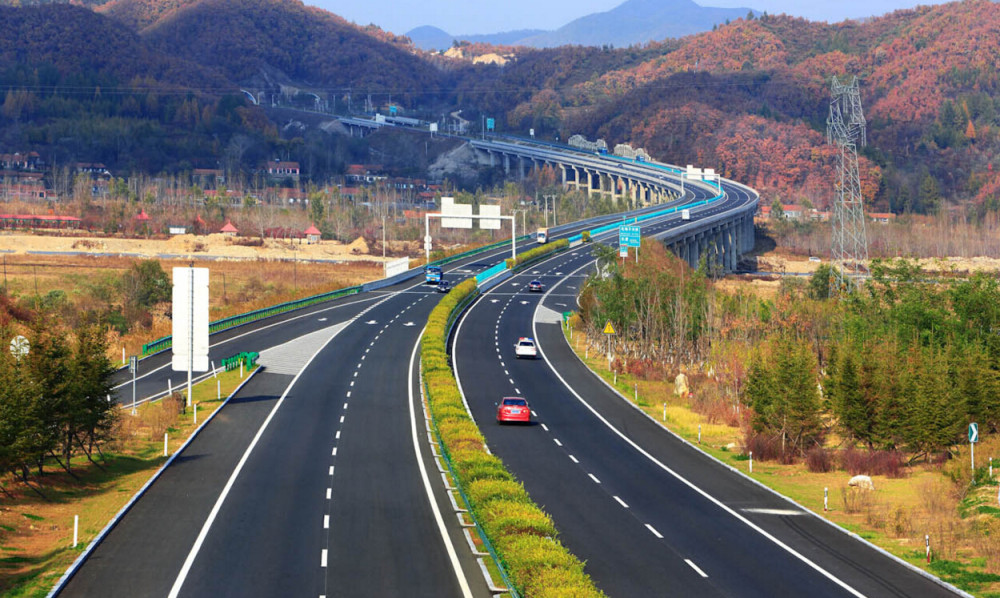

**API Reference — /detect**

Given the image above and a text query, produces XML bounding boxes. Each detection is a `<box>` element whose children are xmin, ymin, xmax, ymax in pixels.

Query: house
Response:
<box><xmin>870</xmin><ymin>212</ymin><xmax>896</xmax><ymax>224</ymax></box>
<box><xmin>220</xmin><ymin>220</ymin><xmax>238</xmax><ymax>236</ymax></box>
<box><xmin>304</xmin><ymin>224</ymin><xmax>321</xmax><ymax>244</ymax></box>
<box><xmin>260</xmin><ymin>159</ymin><xmax>300</xmax><ymax>184</ymax></box>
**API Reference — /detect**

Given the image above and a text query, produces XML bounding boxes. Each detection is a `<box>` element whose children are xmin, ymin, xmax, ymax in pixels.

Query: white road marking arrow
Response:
<box><xmin>520</xmin><ymin>301</ymin><xmax>530</xmax><ymax>305</ymax></box>
<box><xmin>490</xmin><ymin>299</ymin><xmax>500</xmax><ymax>303</ymax></box>
<box><xmin>366</xmin><ymin>320</ymin><xmax>377</xmax><ymax>325</ymax></box>
<box><xmin>318</xmin><ymin>318</ymin><xmax>328</xmax><ymax>322</ymax></box>
<box><xmin>403</xmin><ymin>322</ymin><xmax>415</xmax><ymax>327</ymax></box>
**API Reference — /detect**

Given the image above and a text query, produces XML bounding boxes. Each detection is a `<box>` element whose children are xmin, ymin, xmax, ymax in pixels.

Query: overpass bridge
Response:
<box><xmin>468</xmin><ymin>136</ymin><xmax>758</xmax><ymax>273</ymax></box>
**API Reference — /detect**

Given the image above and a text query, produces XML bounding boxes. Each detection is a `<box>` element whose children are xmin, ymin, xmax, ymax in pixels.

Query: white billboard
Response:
<box><xmin>480</xmin><ymin>204</ymin><xmax>501</xmax><ymax>230</ymax></box>
<box><xmin>383</xmin><ymin>257</ymin><xmax>410</xmax><ymax>278</ymax></box>
<box><xmin>172</xmin><ymin>267</ymin><xmax>210</xmax><ymax>372</ymax></box>
<box><xmin>441</xmin><ymin>196</ymin><xmax>473</xmax><ymax>229</ymax></box>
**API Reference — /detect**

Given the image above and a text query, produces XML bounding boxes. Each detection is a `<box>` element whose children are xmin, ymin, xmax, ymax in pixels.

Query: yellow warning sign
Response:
<box><xmin>603</xmin><ymin>321</ymin><xmax>616</xmax><ymax>335</ymax></box>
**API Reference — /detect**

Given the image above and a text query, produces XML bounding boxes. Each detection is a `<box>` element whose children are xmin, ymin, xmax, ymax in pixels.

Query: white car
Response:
<box><xmin>514</xmin><ymin>337</ymin><xmax>538</xmax><ymax>359</ymax></box>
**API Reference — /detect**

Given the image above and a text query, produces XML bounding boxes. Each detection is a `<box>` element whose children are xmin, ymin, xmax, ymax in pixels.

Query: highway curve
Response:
<box><xmin>451</xmin><ymin>195</ymin><xmax>963</xmax><ymax>597</ymax></box>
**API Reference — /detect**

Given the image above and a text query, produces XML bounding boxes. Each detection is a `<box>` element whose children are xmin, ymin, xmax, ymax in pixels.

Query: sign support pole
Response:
<box><xmin>187</xmin><ymin>267</ymin><xmax>194</xmax><ymax>408</ymax></box>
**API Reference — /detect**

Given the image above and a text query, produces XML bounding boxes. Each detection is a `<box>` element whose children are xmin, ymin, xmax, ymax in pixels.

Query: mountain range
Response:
<box><xmin>407</xmin><ymin>0</ymin><xmax>755</xmax><ymax>50</ymax></box>
<box><xmin>0</xmin><ymin>0</ymin><xmax>997</xmax><ymax>217</ymax></box>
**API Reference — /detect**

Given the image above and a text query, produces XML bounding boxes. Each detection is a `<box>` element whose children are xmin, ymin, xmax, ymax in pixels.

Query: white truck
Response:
<box><xmin>681</xmin><ymin>209</ymin><xmax>691</xmax><ymax>221</ymax></box>
<box><xmin>536</xmin><ymin>228</ymin><xmax>549</xmax><ymax>243</ymax></box>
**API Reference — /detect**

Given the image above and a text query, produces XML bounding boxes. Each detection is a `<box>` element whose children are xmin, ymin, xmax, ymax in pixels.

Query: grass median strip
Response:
<box><xmin>421</xmin><ymin>277</ymin><xmax>605</xmax><ymax>598</ymax></box>
<box><xmin>0</xmin><ymin>366</ymin><xmax>257</xmax><ymax>598</ymax></box>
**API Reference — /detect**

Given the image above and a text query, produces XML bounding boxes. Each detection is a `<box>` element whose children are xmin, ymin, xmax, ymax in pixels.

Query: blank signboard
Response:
<box><xmin>172</xmin><ymin>267</ymin><xmax>210</xmax><ymax>372</ymax></box>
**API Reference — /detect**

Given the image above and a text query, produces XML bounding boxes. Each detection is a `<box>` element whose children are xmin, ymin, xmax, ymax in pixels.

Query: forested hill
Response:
<box><xmin>0</xmin><ymin>4</ymin><xmax>229</xmax><ymax>90</ymax></box>
<box><xmin>139</xmin><ymin>0</ymin><xmax>437</xmax><ymax>95</ymax></box>
<box><xmin>2</xmin><ymin>0</ymin><xmax>1000</xmax><ymax>216</ymax></box>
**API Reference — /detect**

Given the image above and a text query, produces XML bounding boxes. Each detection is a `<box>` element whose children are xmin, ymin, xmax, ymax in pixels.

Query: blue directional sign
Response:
<box><xmin>486</xmin><ymin>118</ymin><xmax>495</xmax><ymax>132</ymax></box>
<box><xmin>619</xmin><ymin>225</ymin><xmax>641</xmax><ymax>248</ymax></box>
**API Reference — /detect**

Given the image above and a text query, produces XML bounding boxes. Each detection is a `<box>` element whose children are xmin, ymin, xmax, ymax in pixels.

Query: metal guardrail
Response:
<box><xmin>141</xmin><ymin>285</ymin><xmax>362</xmax><ymax>355</ymax></box>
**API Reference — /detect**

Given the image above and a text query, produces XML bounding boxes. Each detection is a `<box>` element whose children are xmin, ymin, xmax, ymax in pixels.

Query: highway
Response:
<box><xmin>451</xmin><ymin>180</ymin><xmax>961</xmax><ymax>597</ymax></box>
<box><xmin>55</xmin><ymin>205</ymin><xmax>690</xmax><ymax>597</ymax></box>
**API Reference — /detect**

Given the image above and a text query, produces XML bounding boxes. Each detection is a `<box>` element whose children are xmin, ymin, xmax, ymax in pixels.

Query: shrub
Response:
<box><xmin>805</xmin><ymin>446</ymin><xmax>833</xmax><ymax>473</ymax></box>
<box><xmin>742</xmin><ymin>431</ymin><xmax>795</xmax><ymax>463</ymax></box>
<box><xmin>839</xmin><ymin>447</ymin><xmax>907</xmax><ymax>478</ymax></box>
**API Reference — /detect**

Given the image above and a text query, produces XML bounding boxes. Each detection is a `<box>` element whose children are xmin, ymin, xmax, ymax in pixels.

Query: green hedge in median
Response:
<box><xmin>504</xmin><ymin>238</ymin><xmax>569</xmax><ymax>270</ymax></box>
<box><xmin>421</xmin><ymin>277</ymin><xmax>605</xmax><ymax>598</ymax></box>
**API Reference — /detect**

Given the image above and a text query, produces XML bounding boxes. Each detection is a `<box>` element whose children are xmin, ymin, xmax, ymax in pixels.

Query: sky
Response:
<box><xmin>310</xmin><ymin>0</ymin><xmax>948</xmax><ymax>35</ymax></box>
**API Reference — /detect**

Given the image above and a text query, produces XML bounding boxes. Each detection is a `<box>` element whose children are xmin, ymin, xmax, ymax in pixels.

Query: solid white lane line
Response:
<box><xmin>407</xmin><ymin>325</ymin><xmax>474</xmax><ymax>598</ymax></box>
<box><xmin>614</xmin><ymin>496</ymin><xmax>629</xmax><ymax>508</ymax></box>
<box><xmin>685</xmin><ymin>559</ymin><xmax>708</xmax><ymax>578</ymax></box>
<box><xmin>646</xmin><ymin>524</ymin><xmax>663</xmax><ymax>539</ymax></box>
<box><xmin>167</xmin><ymin>321</ymin><xmax>345</xmax><ymax>598</ymax></box>
<box><xmin>588</xmin><ymin>473</ymin><xmax>601</xmax><ymax>484</ymax></box>
<box><xmin>553</xmin><ymin>438</ymin><xmax>563</xmax><ymax>447</ymax></box>
<box><xmin>324</xmin><ymin>515</ymin><xmax>330</xmax><ymax>529</ymax></box>
<box><xmin>321</xmin><ymin>549</ymin><xmax>328</xmax><ymax>567</ymax></box>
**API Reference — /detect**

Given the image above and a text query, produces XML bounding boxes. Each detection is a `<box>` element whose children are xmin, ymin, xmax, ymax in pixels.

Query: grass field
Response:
<box><xmin>0</xmin><ymin>366</ymin><xmax>257</xmax><ymax>598</ymax></box>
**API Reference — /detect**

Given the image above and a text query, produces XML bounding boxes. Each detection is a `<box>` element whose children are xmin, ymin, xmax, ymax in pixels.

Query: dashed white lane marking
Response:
<box><xmin>346</xmin><ymin>391</ymin><xmax>351</xmax><ymax>398</ymax></box>
<box><xmin>339</xmin><ymin>416</ymin><xmax>345</xmax><ymax>424</ymax></box>
<box><xmin>588</xmin><ymin>473</ymin><xmax>601</xmax><ymax>484</ymax></box>
<box><xmin>531</xmin><ymin>410</ymin><xmax>537</xmax><ymax>417</ymax></box>
<box><xmin>514</xmin><ymin>388</ymin><xmax>521</xmax><ymax>394</ymax></box>
<box><xmin>685</xmin><ymin>559</ymin><xmax>708</xmax><ymax>578</ymax></box>
<box><xmin>504</xmin><ymin>369</ymin><xmax>509</xmax><ymax>375</ymax></box>
<box><xmin>324</xmin><ymin>515</ymin><xmax>330</xmax><ymax>529</ymax></box>
<box><xmin>343</xmin><ymin>403</ymin><xmax>348</xmax><ymax>410</ymax></box>
<box><xmin>742</xmin><ymin>508</ymin><xmax>803</xmax><ymax>516</ymax></box>
<box><xmin>553</xmin><ymin>438</ymin><xmax>563</xmax><ymax>447</ymax></box>
<box><xmin>350</xmin><ymin>381</ymin><xmax>354</xmax><ymax>387</ymax></box>
<box><xmin>353</xmin><ymin>372</ymin><xmax>358</xmax><ymax>377</ymax></box>
<box><xmin>646</xmin><ymin>524</ymin><xmax>663</xmax><ymax>539</ymax></box>
<box><xmin>331</xmin><ymin>447</ymin><xmax>337</xmax><ymax>456</ymax></box>
<box><xmin>614</xmin><ymin>496</ymin><xmax>629</xmax><ymax>508</ymax></box>
<box><xmin>329</xmin><ymin>466</ymin><xmax>334</xmax><ymax>475</ymax></box>
<box><xmin>541</xmin><ymin>424</ymin><xmax>549</xmax><ymax>432</ymax></box>
<box><xmin>326</xmin><ymin>488</ymin><xmax>332</xmax><ymax>499</ymax></box>
<box><xmin>336</xmin><ymin>431</ymin><xmax>341</xmax><ymax>440</ymax></box>
<box><xmin>321</xmin><ymin>549</ymin><xmax>328</xmax><ymax>567</ymax></box>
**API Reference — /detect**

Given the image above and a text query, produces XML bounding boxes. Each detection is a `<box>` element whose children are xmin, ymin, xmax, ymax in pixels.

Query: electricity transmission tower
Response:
<box><xmin>827</xmin><ymin>76</ymin><xmax>869</xmax><ymax>293</ymax></box>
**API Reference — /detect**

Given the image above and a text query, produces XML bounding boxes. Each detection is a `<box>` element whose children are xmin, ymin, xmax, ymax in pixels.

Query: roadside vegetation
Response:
<box><xmin>570</xmin><ymin>237</ymin><xmax>1000</xmax><ymax>596</ymax></box>
<box><xmin>0</xmin><ymin>356</ymin><xmax>256</xmax><ymax>597</ymax></box>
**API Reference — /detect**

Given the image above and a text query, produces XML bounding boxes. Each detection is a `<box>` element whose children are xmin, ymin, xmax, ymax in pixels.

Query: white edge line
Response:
<box><xmin>533</xmin><ymin>258</ymin><xmax>877</xmax><ymax>598</ymax></box>
<box><xmin>46</xmin><ymin>368</ymin><xmax>262</xmax><ymax>598</ymax></box>
<box><xmin>166</xmin><ymin>322</ymin><xmax>349</xmax><ymax>598</ymax></box>
<box><xmin>410</xmin><ymin>325</ymin><xmax>474</xmax><ymax>598</ymax></box>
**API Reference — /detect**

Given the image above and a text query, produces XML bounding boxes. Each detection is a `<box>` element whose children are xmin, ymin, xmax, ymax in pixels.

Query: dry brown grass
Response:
<box><xmin>0</xmin><ymin>253</ymin><xmax>382</xmax><ymax>359</ymax></box>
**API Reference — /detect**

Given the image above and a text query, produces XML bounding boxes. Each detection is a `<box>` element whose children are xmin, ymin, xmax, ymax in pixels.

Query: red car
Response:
<box><xmin>496</xmin><ymin>397</ymin><xmax>531</xmax><ymax>424</ymax></box>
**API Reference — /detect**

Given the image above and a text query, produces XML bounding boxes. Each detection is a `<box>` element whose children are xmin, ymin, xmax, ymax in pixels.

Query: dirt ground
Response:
<box><xmin>0</xmin><ymin>231</ymin><xmax>394</xmax><ymax>263</ymax></box>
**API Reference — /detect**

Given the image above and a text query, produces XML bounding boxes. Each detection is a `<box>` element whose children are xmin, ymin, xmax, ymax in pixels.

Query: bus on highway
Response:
<box><xmin>425</xmin><ymin>265</ymin><xmax>443</xmax><ymax>284</ymax></box>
